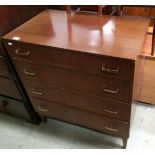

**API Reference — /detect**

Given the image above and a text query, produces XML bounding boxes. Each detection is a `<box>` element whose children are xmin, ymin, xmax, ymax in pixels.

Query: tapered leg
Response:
<box><xmin>122</xmin><ymin>138</ymin><xmax>128</xmax><ymax>149</ymax></box>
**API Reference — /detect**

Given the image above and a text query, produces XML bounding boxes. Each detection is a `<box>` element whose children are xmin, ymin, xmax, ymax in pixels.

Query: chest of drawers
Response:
<box><xmin>2</xmin><ymin>10</ymin><xmax>149</xmax><ymax>148</ymax></box>
<box><xmin>0</xmin><ymin>50</ymin><xmax>41</xmax><ymax>123</ymax></box>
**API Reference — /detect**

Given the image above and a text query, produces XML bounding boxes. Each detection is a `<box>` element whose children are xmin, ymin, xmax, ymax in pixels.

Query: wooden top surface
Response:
<box><xmin>3</xmin><ymin>10</ymin><xmax>150</xmax><ymax>60</ymax></box>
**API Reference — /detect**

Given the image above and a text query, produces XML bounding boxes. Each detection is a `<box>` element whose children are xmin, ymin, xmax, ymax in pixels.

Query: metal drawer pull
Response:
<box><xmin>15</xmin><ymin>49</ymin><xmax>30</xmax><ymax>56</ymax></box>
<box><xmin>24</xmin><ymin>69</ymin><xmax>36</xmax><ymax>76</ymax></box>
<box><xmin>103</xmin><ymin>88</ymin><xmax>119</xmax><ymax>94</ymax></box>
<box><xmin>105</xmin><ymin>126</ymin><xmax>118</xmax><ymax>132</ymax></box>
<box><xmin>104</xmin><ymin>109</ymin><xmax>118</xmax><ymax>115</ymax></box>
<box><xmin>102</xmin><ymin>65</ymin><xmax>119</xmax><ymax>74</ymax></box>
<box><xmin>32</xmin><ymin>89</ymin><xmax>43</xmax><ymax>96</ymax></box>
<box><xmin>37</xmin><ymin>106</ymin><xmax>49</xmax><ymax>112</ymax></box>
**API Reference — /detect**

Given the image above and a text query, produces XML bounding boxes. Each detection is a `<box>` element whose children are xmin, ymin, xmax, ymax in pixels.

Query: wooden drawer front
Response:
<box><xmin>12</xmin><ymin>60</ymin><xmax>58</xmax><ymax>85</ymax></box>
<box><xmin>4</xmin><ymin>41</ymin><xmax>55</xmax><ymax>65</ymax></box>
<box><xmin>4</xmin><ymin>41</ymin><xmax>134</xmax><ymax>81</ymax></box>
<box><xmin>22</xmin><ymin>79</ymin><xmax>131</xmax><ymax>121</ymax></box>
<box><xmin>0</xmin><ymin>56</ymin><xmax>9</xmax><ymax>77</ymax></box>
<box><xmin>51</xmin><ymin>48</ymin><xmax>134</xmax><ymax>81</ymax></box>
<box><xmin>53</xmin><ymin>67</ymin><xmax>131</xmax><ymax>102</ymax></box>
<box><xmin>0</xmin><ymin>96</ymin><xmax>30</xmax><ymax>120</ymax></box>
<box><xmin>13</xmin><ymin>60</ymin><xmax>131</xmax><ymax>102</ymax></box>
<box><xmin>0</xmin><ymin>77</ymin><xmax>22</xmax><ymax>99</ymax></box>
<box><xmin>31</xmin><ymin>97</ymin><xmax>129</xmax><ymax>137</ymax></box>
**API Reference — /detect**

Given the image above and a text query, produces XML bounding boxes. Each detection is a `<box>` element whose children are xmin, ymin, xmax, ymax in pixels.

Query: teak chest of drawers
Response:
<box><xmin>2</xmin><ymin>10</ymin><xmax>149</xmax><ymax>148</ymax></box>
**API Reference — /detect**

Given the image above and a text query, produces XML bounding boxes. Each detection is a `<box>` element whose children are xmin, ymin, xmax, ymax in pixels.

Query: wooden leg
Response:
<box><xmin>122</xmin><ymin>138</ymin><xmax>128</xmax><ymax>149</ymax></box>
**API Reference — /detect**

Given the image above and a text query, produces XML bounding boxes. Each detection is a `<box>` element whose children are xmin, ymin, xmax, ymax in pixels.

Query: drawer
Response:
<box><xmin>4</xmin><ymin>40</ymin><xmax>134</xmax><ymax>80</ymax></box>
<box><xmin>0</xmin><ymin>96</ymin><xmax>30</xmax><ymax>120</ymax></box>
<box><xmin>31</xmin><ymin>97</ymin><xmax>129</xmax><ymax>138</ymax></box>
<box><xmin>13</xmin><ymin>60</ymin><xmax>131</xmax><ymax>102</ymax></box>
<box><xmin>22</xmin><ymin>79</ymin><xmax>131</xmax><ymax>121</ymax></box>
<box><xmin>0</xmin><ymin>77</ymin><xmax>22</xmax><ymax>100</ymax></box>
<box><xmin>0</xmin><ymin>55</ymin><xmax>10</xmax><ymax>77</ymax></box>
<box><xmin>4</xmin><ymin>40</ymin><xmax>55</xmax><ymax>65</ymax></box>
<box><xmin>12</xmin><ymin>59</ymin><xmax>58</xmax><ymax>84</ymax></box>
<box><xmin>53</xmin><ymin>67</ymin><xmax>131</xmax><ymax>103</ymax></box>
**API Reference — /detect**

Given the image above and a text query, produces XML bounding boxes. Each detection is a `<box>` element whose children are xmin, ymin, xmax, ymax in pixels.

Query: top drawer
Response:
<box><xmin>4</xmin><ymin>40</ymin><xmax>134</xmax><ymax>81</ymax></box>
<box><xmin>0</xmin><ymin>55</ymin><xmax>10</xmax><ymax>77</ymax></box>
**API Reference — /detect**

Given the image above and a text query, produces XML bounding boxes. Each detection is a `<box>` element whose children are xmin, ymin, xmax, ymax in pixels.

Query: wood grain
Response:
<box><xmin>138</xmin><ymin>58</ymin><xmax>155</xmax><ymax>104</ymax></box>
<box><xmin>22</xmin><ymin>79</ymin><xmax>131</xmax><ymax>121</ymax></box>
<box><xmin>3</xmin><ymin>9</ymin><xmax>149</xmax><ymax>60</ymax></box>
<box><xmin>31</xmin><ymin>97</ymin><xmax>129</xmax><ymax>138</ymax></box>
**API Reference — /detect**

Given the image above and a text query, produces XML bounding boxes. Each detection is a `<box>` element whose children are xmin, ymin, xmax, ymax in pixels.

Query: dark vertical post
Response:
<box><xmin>151</xmin><ymin>17</ymin><xmax>155</xmax><ymax>56</ymax></box>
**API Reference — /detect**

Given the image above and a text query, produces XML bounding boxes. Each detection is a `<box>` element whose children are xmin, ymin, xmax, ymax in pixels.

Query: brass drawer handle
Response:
<box><xmin>102</xmin><ymin>65</ymin><xmax>119</xmax><ymax>74</ymax></box>
<box><xmin>103</xmin><ymin>87</ymin><xmax>119</xmax><ymax>94</ymax></box>
<box><xmin>105</xmin><ymin>126</ymin><xmax>118</xmax><ymax>132</ymax></box>
<box><xmin>24</xmin><ymin>69</ymin><xmax>36</xmax><ymax>76</ymax></box>
<box><xmin>32</xmin><ymin>89</ymin><xmax>43</xmax><ymax>96</ymax></box>
<box><xmin>37</xmin><ymin>106</ymin><xmax>49</xmax><ymax>112</ymax></box>
<box><xmin>104</xmin><ymin>109</ymin><xmax>118</xmax><ymax>115</ymax></box>
<box><xmin>15</xmin><ymin>49</ymin><xmax>30</xmax><ymax>56</ymax></box>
